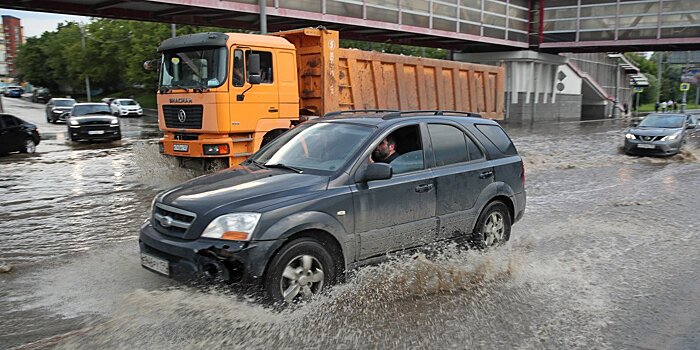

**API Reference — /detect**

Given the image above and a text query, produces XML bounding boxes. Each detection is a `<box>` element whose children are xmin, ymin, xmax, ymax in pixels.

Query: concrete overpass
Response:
<box><xmin>4</xmin><ymin>0</ymin><xmax>700</xmax><ymax>53</ymax></box>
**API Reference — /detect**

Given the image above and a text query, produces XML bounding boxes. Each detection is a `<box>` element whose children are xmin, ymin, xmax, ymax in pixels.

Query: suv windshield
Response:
<box><xmin>639</xmin><ymin>115</ymin><xmax>685</xmax><ymax>128</ymax></box>
<box><xmin>251</xmin><ymin>122</ymin><xmax>374</xmax><ymax>172</ymax></box>
<box><xmin>54</xmin><ymin>99</ymin><xmax>76</xmax><ymax>107</ymax></box>
<box><xmin>72</xmin><ymin>104</ymin><xmax>112</xmax><ymax>116</ymax></box>
<box><xmin>160</xmin><ymin>47</ymin><xmax>227</xmax><ymax>89</ymax></box>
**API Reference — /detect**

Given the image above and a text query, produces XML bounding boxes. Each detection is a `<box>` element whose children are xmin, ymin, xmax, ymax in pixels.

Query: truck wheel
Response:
<box><xmin>472</xmin><ymin>201</ymin><xmax>511</xmax><ymax>249</ymax></box>
<box><xmin>264</xmin><ymin>238</ymin><xmax>336</xmax><ymax>303</ymax></box>
<box><xmin>22</xmin><ymin>138</ymin><xmax>37</xmax><ymax>153</ymax></box>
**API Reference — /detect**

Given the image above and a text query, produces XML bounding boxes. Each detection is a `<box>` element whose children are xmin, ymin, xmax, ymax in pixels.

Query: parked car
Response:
<box><xmin>0</xmin><ymin>114</ymin><xmax>40</xmax><ymax>155</ymax></box>
<box><xmin>31</xmin><ymin>88</ymin><xmax>52</xmax><ymax>103</ymax></box>
<box><xmin>139</xmin><ymin>110</ymin><xmax>526</xmax><ymax>303</ymax></box>
<box><xmin>624</xmin><ymin>113</ymin><xmax>697</xmax><ymax>156</ymax></box>
<box><xmin>45</xmin><ymin>98</ymin><xmax>77</xmax><ymax>123</ymax></box>
<box><xmin>66</xmin><ymin>103</ymin><xmax>121</xmax><ymax>142</ymax></box>
<box><xmin>110</xmin><ymin>98</ymin><xmax>143</xmax><ymax>117</ymax></box>
<box><xmin>3</xmin><ymin>86</ymin><xmax>24</xmax><ymax>98</ymax></box>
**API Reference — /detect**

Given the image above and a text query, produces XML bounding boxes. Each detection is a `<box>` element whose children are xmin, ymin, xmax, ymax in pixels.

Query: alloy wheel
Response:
<box><xmin>24</xmin><ymin>139</ymin><xmax>36</xmax><ymax>153</ymax></box>
<box><xmin>280</xmin><ymin>254</ymin><xmax>325</xmax><ymax>303</ymax></box>
<box><xmin>483</xmin><ymin>211</ymin><xmax>505</xmax><ymax>246</ymax></box>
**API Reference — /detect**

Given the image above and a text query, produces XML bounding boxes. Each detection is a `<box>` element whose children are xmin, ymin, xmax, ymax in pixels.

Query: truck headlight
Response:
<box><xmin>110</xmin><ymin>118</ymin><xmax>119</xmax><ymax>124</ymax></box>
<box><xmin>201</xmin><ymin>213</ymin><xmax>261</xmax><ymax>241</ymax></box>
<box><xmin>70</xmin><ymin>119</ymin><xmax>79</xmax><ymax>126</ymax></box>
<box><xmin>625</xmin><ymin>133</ymin><xmax>636</xmax><ymax>139</ymax></box>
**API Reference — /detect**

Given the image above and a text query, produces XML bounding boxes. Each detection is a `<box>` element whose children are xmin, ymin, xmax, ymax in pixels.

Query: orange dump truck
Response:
<box><xmin>154</xmin><ymin>28</ymin><xmax>504</xmax><ymax>168</ymax></box>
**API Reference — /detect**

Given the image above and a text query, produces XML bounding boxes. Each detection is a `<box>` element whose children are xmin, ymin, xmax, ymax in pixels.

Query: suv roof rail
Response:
<box><xmin>382</xmin><ymin>110</ymin><xmax>482</xmax><ymax>119</ymax></box>
<box><xmin>323</xmin><ymin>109</ymin><xmax>400</xmax><ymax>118</ymax></box>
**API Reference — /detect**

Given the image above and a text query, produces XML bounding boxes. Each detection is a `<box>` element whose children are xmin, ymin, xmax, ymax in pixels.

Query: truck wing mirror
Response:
<box><xmin>247</xmin><ymin>54</ymin><xmax>261</xmax><ymax>85</ymax></box>
<box><xmin>143</xmin><ymin>59</ymin><xmax>158</xmax><ymax>71</ymax></box>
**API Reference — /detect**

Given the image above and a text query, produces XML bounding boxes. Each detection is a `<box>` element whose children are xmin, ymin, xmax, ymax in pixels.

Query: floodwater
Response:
<box><xmin>1</xmin><ymin>97</ymin><xmax>699</xmax><ymax>349</ymax></box>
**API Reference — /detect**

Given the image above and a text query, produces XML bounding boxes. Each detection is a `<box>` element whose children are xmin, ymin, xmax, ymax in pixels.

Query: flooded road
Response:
<box><xmin>1</xmin><ymin>97</ymin><xmax>699</xmax><ymax>349</ymax></box>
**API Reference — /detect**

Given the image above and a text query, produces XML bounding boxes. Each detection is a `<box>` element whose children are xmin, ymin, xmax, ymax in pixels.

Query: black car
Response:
<box><xmin>139</xmin><ymin>110</ymin><xmax>526</xmax><ymax>303</ymax></box>
<box><xmin>624</xmin><ymin>113</ymin><xmax>697</xmax><ymax>156</ymax></box>
<box><xmin>66</xmin><ymin>103</ymin><xmax>121</xmax><ymax>141</ymax></box>
<box><xmin>0</xmin><ymin>114</ymin><xmax>40</xmax><ymax>155</ymax></box>
<box><xmin>31</xmin><ymin>88</ymin><xmax>52</xmax><ymax>103</ymax></box>
<box><xmin>45</xmin><ymin>98</ymin><xmax>77</xmax><ymax>123</ymax></box>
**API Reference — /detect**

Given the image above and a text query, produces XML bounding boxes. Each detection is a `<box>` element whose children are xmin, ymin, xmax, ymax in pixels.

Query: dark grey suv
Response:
<box><xmin>139</xmin><ymin>110</ymin><xmax>526</xmax><ymax>302</ymax></box>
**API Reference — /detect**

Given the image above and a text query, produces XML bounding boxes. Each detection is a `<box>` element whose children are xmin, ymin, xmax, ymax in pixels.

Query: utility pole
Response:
<box><xmin>681</xmin><ymin>51</ymin><xmax>689</xmax><ymax>113</ymax></box>
<box><xmin>259</xmin><ymin>0</ymin><xmax>267</xmax><ymax>34</ymax></box>
<box><xmin>171</xmin><ymin>23</ymin><xmax>176</xmax><ymax>38</ymax></box>
<box><xmin>613</xmin><ymin>62</ymin><xmax>620</xmax><ymax>118</ymax></box>
<box><xmin>80</xmin><ymin>25</ymin><xmax>92</xmax><ymax>102</ymax></box>
<box><xmin>656</xmin><ymin>52</ymin><xmax>663</xmax><ymax>107</ymax></box>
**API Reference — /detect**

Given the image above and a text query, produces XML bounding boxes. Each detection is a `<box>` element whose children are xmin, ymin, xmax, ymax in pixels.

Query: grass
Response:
<box><xmin>635</xmin><ymin>103</ymin><xmax>700</xmax><ymax>112</ymax></box>
<box><xmin>73</xmin><ymin>89</ymin><xmax>158</xmax><ymax>109</ymax></box>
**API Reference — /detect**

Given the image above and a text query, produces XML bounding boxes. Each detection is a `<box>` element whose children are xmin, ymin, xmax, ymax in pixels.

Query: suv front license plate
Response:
<box><xmin>141</xmin><ymin>253</ymin><xmax>170</xmax><ymax>276</ymax></box>
<box><xmin>173</xmin><ymin>144</ymin><xmax>188</xmax><ymax>152</ymax></box>
<box><xmin>88</xmin><ymin>130</ymin><xmax>105</xmax><ymax>135</ymax></box>
<box><xmin>637</xmin><ymin>144</ymin><xmax>655</xmax><ymax>149</ymax></box>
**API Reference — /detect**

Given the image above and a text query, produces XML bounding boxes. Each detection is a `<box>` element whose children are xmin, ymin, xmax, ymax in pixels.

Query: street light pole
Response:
<box><xmin>80</xmin><ymin>25</ymin><xmax>92</xmax><ymax>102</ymax></box>
<box><xmin>259</xmin><ymin>0</ymin><xmax>267</xmax><ymax>34</ymax></box>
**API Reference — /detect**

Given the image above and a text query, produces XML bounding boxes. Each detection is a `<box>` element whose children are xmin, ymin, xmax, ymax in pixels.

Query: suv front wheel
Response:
<box><xmin>473</xmin><ymin>201</ymin><xmax>511</xmax><ymax>249</ymax></box>
<box><xmin>264</xmin><ymin>238</ymin><xmax>336</xmax><ymax>303</ymax></box>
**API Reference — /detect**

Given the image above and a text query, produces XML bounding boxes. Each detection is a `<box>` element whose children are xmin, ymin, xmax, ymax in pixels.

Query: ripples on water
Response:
<box><xmin>0</xmin><ymin>141</ymin><xmax>196</xmax><ymax>265</ymax></box>
<box><xmin>4</xmin><ymin>122</ymin><xmax>700</xmax><ymax>349</ymax></box>
<box><xmin>53</xmin><ymin>246</ymin><xmax>611</xmax><ymax>349</ymax></box>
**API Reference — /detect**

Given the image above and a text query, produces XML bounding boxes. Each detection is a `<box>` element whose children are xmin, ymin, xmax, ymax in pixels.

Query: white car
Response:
<box><xmin>110</xmin><ymin>98</ymin><xmax>143</xmax><ymax>117</ymax></box>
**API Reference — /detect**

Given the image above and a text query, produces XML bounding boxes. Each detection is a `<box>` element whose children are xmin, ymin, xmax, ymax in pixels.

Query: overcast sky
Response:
<box><xmin>1</xmin><ymin>9</ymin><xmax>89</xmax><ymax>38</ymax></box>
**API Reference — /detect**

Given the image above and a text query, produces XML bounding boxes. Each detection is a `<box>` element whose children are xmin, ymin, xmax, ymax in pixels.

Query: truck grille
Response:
<box><xmin>152</xmin><ymin>203</ymin><xmax>197</xmax><ymax>239</ymax></box>
<box><xmin>163</xmin><ymin>105</ymin><xmax>203</xmax><ymax>129</ymax></box>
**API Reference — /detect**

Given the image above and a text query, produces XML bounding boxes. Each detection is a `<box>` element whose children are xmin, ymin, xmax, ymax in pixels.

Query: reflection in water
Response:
<box><xmin>2</xmin><ymin>111</ymin><xmax>700</xmax><ymax>349</ymax></box>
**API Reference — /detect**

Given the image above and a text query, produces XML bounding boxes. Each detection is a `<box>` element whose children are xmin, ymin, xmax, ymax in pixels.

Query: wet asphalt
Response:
<box><xmin>0</xmin><ymin>96</ymin><xmax>699</xmax><ymax>349</ymax></box>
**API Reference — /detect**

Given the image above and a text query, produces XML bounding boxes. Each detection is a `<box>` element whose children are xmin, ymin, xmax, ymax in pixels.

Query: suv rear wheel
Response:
<box><xmin>264</xmin><ymin>238</ymin><xmax>336</xmax><ymax>303</ymax></box>
<box><xmin>473</xmin><ymin>201</ymin><xmax>511</xmax><ymax>249</ymax></box>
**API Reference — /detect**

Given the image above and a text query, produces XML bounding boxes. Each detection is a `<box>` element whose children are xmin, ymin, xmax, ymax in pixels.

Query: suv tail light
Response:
<box><xmin>521</xmin><ymin>162</ymin><xmax>526</xmax><ymax>186</ymax></box>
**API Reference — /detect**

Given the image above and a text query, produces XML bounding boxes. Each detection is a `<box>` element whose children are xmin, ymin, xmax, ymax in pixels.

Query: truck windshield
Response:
<box><xmin>250</xmin><ymin>123</ymin><xmax>374</xmax><ymax>173</ymax></box>
<box><xmin>160</xmin><ymin>47</ymin><xmax>228</xmax><ymax>90</ymax></box>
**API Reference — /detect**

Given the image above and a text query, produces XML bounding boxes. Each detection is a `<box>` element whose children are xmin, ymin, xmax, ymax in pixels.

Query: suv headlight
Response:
<box><xmin>625</xmin><ymin>133</ymin><xmax>636</xmax><ymax>140</ymax></box>
<box><xmin>110</xmin><ymin>118</ymin><xmax>119</xmax><ymax>124</ymax></box>
<box><xmin>661</xmin><ymin>132</ymin><xmax>680</xmax><ymax>141</ymax></box>
<box><xmin>201</xmin><ymin>213</ymin><xmax>261</xmax><ymax>241</ymax></box>
<box><xmin>70</xmin><ymin>119</ymin><xmax>79</xmax><ymax>125</ymax></box>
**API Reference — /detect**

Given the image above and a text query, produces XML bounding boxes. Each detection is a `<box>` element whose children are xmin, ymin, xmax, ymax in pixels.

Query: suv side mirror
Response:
<box><xmin>359</xmin><ymin>163</ymin><xmax>392</xmax><ymax>182</ymax></box>
<box><xmin>247</xmin><ymin>54</ymin><xmax>261</xmax><ymax>85</ymax></box>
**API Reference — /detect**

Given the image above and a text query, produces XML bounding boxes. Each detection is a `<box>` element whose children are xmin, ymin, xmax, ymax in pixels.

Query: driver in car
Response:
<box><xmin>371</xmin><ymin>135</ymin><xmax>399</xmax><ymax>164</ymax></box>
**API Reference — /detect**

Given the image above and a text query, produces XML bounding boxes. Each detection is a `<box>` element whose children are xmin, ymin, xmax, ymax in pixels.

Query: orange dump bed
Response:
<box><xmin>276</xmin><ymin>28</ymin><xmax>505</xmax><ymax>119</ymax></box>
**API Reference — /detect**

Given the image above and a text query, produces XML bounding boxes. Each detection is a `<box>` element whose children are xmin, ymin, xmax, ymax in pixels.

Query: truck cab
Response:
<box><xmin>157</xmin><ymin>32</ymin><xmax>299</xmax><ymax>168</ymax></box>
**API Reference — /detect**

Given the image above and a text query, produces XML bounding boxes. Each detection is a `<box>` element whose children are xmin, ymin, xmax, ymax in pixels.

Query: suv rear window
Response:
<box><xmin>475</xmin><ymin>124</ymin><xmax>517</xmax><ymax>155</ymax></box>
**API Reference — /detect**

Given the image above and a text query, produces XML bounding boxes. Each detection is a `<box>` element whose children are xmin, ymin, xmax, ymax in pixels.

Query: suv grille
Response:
<box><xmin>636</xmin><ymin>135</ymin><xmax>663</xmax><ymax>142</ymax></box>
<box><xmin>163</xmin><ymin>105</ymin><xmax>203</xmax><ymax>129</ymax></box>
<box><xmin>152</xmin><ymin>203</ymin><xmax>196</xmax><ymax>238</ymax></box>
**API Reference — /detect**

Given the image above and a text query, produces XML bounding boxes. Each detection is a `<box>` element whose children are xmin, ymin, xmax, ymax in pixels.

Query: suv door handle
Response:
<box><xmin>415</xmin><ymin>183</ymin><xmax>434</xmax><ymax>193</ymax></box>
<box><xmin>479</xmin><ymin>170</ymin><xmax>494</xmax><ymax>179</ymax></box>
<box><xmin>268</xmin><ymin>107</ymin><xmax>278</xmax><ymax>113</ymax></box>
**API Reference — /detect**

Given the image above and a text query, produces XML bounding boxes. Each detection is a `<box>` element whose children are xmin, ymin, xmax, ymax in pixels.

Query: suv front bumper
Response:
<box><xmin>139</xmin><ymin>222</ymin><xmax>281</xmax><ymax>284</ymax></box>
